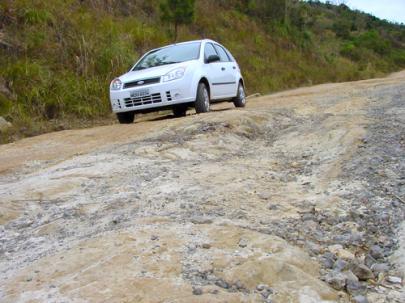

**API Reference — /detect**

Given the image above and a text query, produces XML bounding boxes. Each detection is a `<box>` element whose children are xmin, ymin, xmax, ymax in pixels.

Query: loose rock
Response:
<box><xmin>215</xmin><ymin>279</ymin><xmax>229</xmax><ymax>289</ymax></box>
<box><xmin>352</xmin><ymin>295</ymin><xmax>369</xmax><ymax>303</ymax></box>
<box><xmin>334</xmin><ymin>259</ymin><xmax>349</xmax><ymax>272</ymax></box>
<box><xmin>386</xmin><ymin>276</ymin><xmax>402</xmax><ymax>284</ymax></box>
<box><xmin>346</xmin><ymin>280</ymin><xmax>366</xmax><ymax>295</ymax></box>
<box><xmin>192</xmin><ymin>287</ymin><xmax>203</xmax><ymax>295</ymax></box>
<box><xmin>369</xmin><ymin>245</ymin><xmax>384</xmax><ymax>259</ymax></box>
<box><xmin>350</xmin><ymin>263</ymin><xmax>374</xmax><ymax>281</ymax></box>
<box><xmin>190</xmin><ymin>217</ymin><xmax>213</xmax><ymax>224</ymax></box>
<box><xmin>238</xmin><ymin>238</ymin><xmax>248</xmax><ymax>248</ymax></box>
<box><xmin>370</xmin><ymin>263</ymin><xmax>389</xmax><ymax>274</ymax></box>
<box><xmin>324</xmin><ymin>272</ymin><xmax>346</xmax><ymax>290</ymax></box>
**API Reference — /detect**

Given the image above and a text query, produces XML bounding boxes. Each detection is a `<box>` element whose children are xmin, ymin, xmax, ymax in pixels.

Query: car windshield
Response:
<box><xmin>133</xmin><ymin>42</ymin><xmax>201</xmax><ymax>71</ymax></box>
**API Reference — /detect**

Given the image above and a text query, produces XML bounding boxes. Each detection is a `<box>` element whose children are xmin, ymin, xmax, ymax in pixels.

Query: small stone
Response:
<box><xmin>352</xmin><ymin>295</ymin><xmax>369</xmax><ymax>303</ymax></box>
<box><xmin>364</xmin><ymin>254</ymin><xmax>377</xmax><ymax>268</ymax></box>
<box><xmin>302</xmin><ymin>213</ymin><xmax>314</xmax><ymax>221</ymax></box>
<box><xmin>387</xmin><ymin>276</ymin><xmax>402</xmax><ymax>284</ymax></box>
<box><xmin>320</xmin><ymin>256</ymin><xmax>334</xmax><ymax>269</ymax></box>
<box><xmin>112</xmin><ymin>216</ymin><xmax>121</xmax><ymax>225</ymax></box>
<box><xmin>291</xmin><ymin>161</ymin><xmax>300</xmax><ymax>168</ymax></box>
<box><xmin>256</xmin><ymin>284</ymin><xmax>269</xmax><ymax>291</ymax></box>
<box><xmin>150</xmin><ymin>235</ymin><xmax>158</xmax><ymax>241</ymax></box>
<box><xmin>324</xmin><ymin>272</ymin><xmax>346</xmax><ymax>290</ymax></box>
<box><xmin>192</xmin><ymin>287</ymin><xmax>203</xmax><ymax>295</ymax></box>
<box><xmin>369</xmin><ymin>245</ymin><xmax>384</xmax><ymax>259</ymax></box>
<box><xmin>346</xmin><ymin>280</ymin><xmax>366</xmax><ymax>295</ymax></box>
<box><xmin>261</xmin><ymin>289</ymin><xmax>273</xmax><ymax>299</ymax></box>
<box><xmin>370</xmin><ymin>263</ymin><xmax>389</xmax><ymax>274</ymax></box>
<box><xmin>306</xmin><ymin>241</ymin><xmax>322</xmax><ymax>254</ymax></box>
<box><xmin>268</xmin><ymin>204</ymin><xmax>278</xmax><ymax>210</ymax></box>
<box><xmin>337</xmin><ymin>249</ymin><xmax>355</xmax><ymax>260</ymax></box>
<box><xmin>234</xmin><ymin>280</ymin><xmax>244</xmax><ymax>290</ymax></box>
<box><xmin>238</xmin><ymin>238</ymin><xmax>248</xmax><ymax>248</ymax></box>
<box><xmin>323</xmin><ymin>252</ymin><xmax>337</xmax><ymax>261</ymax></box>
<box><xmin>343</xmin><ymin>270</ymin><xmax>359</xmax><ymax>283</ymax></box>
<box><xmin>215</xmin><ymin>279</ymin><xmax>229</xmax><ymax>289</ymax></box>
<box><xmin>333</xmin><ymin>259</ymin><xmax>348</xmax><ymax>272</ymax></box>
<box><xmin>328</xmin><ymin>244</ymin><xmax>343</xmax><ymax>254</ymax></box>
<box><xmin>202</xmin><ymin>243</ymin><xmax>211</xmax><ymax>249</ymax></box>
<box><xmin>350</xmin><ymin>263</ymin><xmax>374</xmax><ymax>281</ymax></box>
<box><xmin>191</xmin><ymin>217</ymin><xmax>213</xmax><ymax>224</ymax></box>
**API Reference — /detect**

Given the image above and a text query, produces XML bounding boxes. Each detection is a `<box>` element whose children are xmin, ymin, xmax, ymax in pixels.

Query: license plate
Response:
<box><xmin>130</xmin><ymin>89</ymin><xmax>149</xmax><ymax>98</ymax></box>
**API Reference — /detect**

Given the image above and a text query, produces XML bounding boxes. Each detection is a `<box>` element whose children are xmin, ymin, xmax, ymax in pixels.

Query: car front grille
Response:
<box><xmin>124</xmin><ymin>93</ymin><xmax>162</xmax><ymax>108</ymax></box>
<box><xmin>123</xmin><ymin>77</ymin><xmax>161</xmax><ymax>89</ymax></box>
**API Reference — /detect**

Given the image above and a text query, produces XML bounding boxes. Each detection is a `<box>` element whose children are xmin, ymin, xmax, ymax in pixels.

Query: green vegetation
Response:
<box><xmin>0</xmin><ymin>0</ymin><xmax>404</xmax><ymax>143</ymax></box>
<box><xmin>160</xmin><ymin>0</ymin><xmax>195</xmax><ymax>41</ymax></box>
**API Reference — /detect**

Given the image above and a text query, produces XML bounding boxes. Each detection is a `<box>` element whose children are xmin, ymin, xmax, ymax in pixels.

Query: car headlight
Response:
<box><xmin>110</xmin><ymin>78</ymin><xmax>122</xmax><ymax>90</ymax></box>
<box><xmin>162</xmin><ymin>67</ymin><xmax>185</xmax><ymax>82</ymax></box>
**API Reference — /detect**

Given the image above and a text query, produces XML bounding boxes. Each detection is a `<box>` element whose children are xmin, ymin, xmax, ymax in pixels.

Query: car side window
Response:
<box><xmin>224</xmin><ymin>48</ymin><xmax>235</xmax><ymax>62</ymax></box>
<box><xmin>214</xmin><ymin>44</ymin><xmax>231</xmax><ymax>62</ymax></box>
<box><xmin>204</xmin><ymin>43</ymin><xmax>218</xmax><ymax>62</ymax></box>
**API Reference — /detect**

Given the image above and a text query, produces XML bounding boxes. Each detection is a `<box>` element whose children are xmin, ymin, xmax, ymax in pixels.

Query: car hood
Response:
<box><xmin>119</xmin><ymin>62</ymin><xmax>191</xmax><ymax>83</ymax></box>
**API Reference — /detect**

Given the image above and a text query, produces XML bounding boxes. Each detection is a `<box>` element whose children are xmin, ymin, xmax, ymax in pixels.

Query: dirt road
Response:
<box><xmin>1</xmin><ymin>72</ymin><xmax>404</xmax><ymax>303</ymax></box>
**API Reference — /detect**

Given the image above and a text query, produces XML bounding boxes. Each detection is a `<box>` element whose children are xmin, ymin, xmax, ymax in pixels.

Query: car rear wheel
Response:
<box><xmin>233</xmin><ymin>82</ymin><xmax>246</xmax><ymax>108</ymax></box>
<box><xmin>116</xmin><ymin>111</ymin><xmax>135</xmax><ymax>124</ymax></box>
<box><xmin>195</xmin><ymin>82</ymin><xmax>210</xmax><ymax>114</ymax></box>
<box><xmin>172</xmin><ymin>105</ymin><xmax>187</xmax><ymax>117</ymax></box>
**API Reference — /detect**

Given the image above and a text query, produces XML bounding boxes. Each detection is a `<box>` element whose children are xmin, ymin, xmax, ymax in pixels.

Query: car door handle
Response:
<box><xmin>221</xmin><ymin>67</ymin><xmax>226</xmax><ymax>71</ymax></box>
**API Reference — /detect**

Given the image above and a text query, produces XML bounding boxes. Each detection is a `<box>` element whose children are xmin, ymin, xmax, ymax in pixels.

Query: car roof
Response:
<box><xmin>150</xmin><ymin>39</ymin><xmax>219</xmax><ymax>52</ymax></box>
<box><xmin>169</xmin><ymin>39</ymin><xmax>217</xmax><ymax>46</ymax></box>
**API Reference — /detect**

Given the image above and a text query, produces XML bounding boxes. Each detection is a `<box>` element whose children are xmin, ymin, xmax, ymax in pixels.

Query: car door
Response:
<box><xmin>213</xmin><ymin>44</ymin><xmax>238</xmax><ymax>97</ymax></box>
<box><xmin>202</xmin><ymin>42</ymin><xmax>225</xmax><ymax>99</ymax></box>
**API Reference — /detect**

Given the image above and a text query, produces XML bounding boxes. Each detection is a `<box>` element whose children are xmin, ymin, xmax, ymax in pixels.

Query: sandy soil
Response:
<box><xmin>0</xmin><ymin>72</ymin><xmax>404</xmax><ymax>302</ymax></box>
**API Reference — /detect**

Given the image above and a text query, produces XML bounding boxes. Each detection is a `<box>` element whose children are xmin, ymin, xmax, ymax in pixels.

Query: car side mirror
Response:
<box><xmin>206</xmin><ymin>54</ymin><xmax>220</xmax><ymax>63</ymax></box>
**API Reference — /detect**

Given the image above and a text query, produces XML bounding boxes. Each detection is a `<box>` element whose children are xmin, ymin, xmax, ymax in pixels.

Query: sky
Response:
<box><xmin>318</xmin><ymin>0</ymin><xmax>405</xmax><ymax>24</ymax></box>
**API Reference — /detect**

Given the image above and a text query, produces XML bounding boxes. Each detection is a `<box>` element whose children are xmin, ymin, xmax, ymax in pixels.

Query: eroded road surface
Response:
<box><xmin>0</xmin><ymin>72</ymin><xmax>404</xmax><ymax>303</ymax></box>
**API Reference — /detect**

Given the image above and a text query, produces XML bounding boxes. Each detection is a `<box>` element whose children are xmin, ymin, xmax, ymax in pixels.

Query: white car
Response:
<box><xmin>109</xmin><ymin>39</ymin><xmax>246</xmax><ymax>123</ymax></box>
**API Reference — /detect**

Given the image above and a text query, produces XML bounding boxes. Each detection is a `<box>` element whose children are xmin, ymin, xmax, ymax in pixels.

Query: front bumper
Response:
<box><xmin>110</xmin><ymin>80</ymin><xmax>195</xmax><ymax>113</ymax></box>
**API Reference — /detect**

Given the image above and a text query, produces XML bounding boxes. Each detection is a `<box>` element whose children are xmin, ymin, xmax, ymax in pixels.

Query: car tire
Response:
<box><xmin>116</xmin><ymin>111</ymin><xmax>135</xmax><ymax>124</ymax></box>
<box><xmin>172</xmin><ymin>105</ymin><xmax>187</xmax><ymax>117</ymax></box>
<box><xmin>233</xmin><ymin>82</ymin><xmax>246</xmax><ymax>108</ymax></box>
<box><xmin>195</xmin><ymin>82</ymin><xmax>210</xmax><ymax>113</ymax></box>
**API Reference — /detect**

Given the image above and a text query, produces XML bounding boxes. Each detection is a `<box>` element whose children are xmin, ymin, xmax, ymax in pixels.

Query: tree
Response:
<box><xmin>159</xmin><ymin>0</ymin><xmax>195</xmax><ymax>41</ymax></box>
<box><xmin>243</xmin><ymin>0</ymin><xmax>292</xmax><ymax>25</ymax></box>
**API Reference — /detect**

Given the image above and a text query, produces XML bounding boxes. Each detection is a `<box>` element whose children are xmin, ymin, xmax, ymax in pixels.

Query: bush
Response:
<box><xmin>355</xmin><ymin>30</ymin><xmax>391</xmax><ymax>55</ymax></box>
<box><xmin>391</xmin><ymin>50</ymin><xmax>405</xmax><ymax>66</ymax></box>
<box><xmin>333</xmin><ymin>19</ymin><xmax>352</xmax><ymax>39</ymax></box>
<box><xmin>340</xmin><ymin>42</ymin><xmax>361</xmax><ymax>61</ymax></box>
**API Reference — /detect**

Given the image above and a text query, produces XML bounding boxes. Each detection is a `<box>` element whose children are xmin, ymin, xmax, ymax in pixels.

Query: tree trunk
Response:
<box><xmin>174</xmin><ymin>21</ymin><xmax>178</xmax><ymax>42</ymax></box>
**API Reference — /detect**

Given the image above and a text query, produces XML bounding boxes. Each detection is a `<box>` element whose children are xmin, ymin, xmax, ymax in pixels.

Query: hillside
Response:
<box><xmin>0</xmin><ymin>0</ymin><xmax>405</xmax><ymax>142</ymax></box>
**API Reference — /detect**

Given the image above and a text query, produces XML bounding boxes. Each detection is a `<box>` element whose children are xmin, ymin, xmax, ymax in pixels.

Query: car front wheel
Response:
<box><xmin>116</xmin><ymin>111</ymin><xmax>135</xmax><ymax>124</ymax></box>
<box><xmin>195</xmin><ymin>82</ymin><xmax>210</xmax><ymax>113</ymax></box>
<box><xmin>233</xmin><ymin>83</ymin><xmax>246</xmax><ymax>108</ymax></box>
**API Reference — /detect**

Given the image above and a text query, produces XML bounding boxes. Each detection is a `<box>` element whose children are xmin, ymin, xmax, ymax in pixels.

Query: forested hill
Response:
<box><xmin>0</xmin><ymin>0</ymin><xmax>404</xmax><ymax>142</ymax></box>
